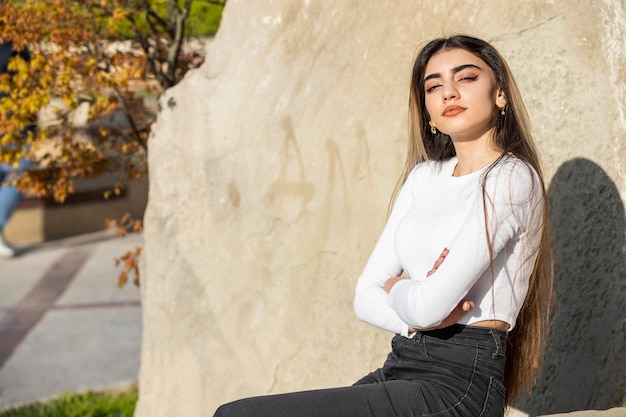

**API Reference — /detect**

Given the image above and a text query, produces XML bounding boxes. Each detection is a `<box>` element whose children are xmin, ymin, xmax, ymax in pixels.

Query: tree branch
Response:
<box><xmin>164</xmin><ymin>0</ymin><xmax>191</xmax><ymax>88</ymax></box>
<box><xmin>112</xmin><ymin>86</ymin><xmax>148</xmax><ymax>152</ymax></box>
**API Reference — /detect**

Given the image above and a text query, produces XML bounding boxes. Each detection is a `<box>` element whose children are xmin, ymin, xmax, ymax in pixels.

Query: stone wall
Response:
<box><xmin>135</xmin><ymin>1</ymin><xmax>626</xmax><ymax>416</ymax></box>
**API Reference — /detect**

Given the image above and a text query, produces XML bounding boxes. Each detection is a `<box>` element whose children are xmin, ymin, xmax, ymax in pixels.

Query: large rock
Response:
<box><xmin>135</xmin><ymin>1</ymin><xmax>626</xmax><ymax>416</ymax></box>
<box><xmin>542</xmin><ymin>408</ymin><xmax>626</xmax><ymax>417</ymax></box>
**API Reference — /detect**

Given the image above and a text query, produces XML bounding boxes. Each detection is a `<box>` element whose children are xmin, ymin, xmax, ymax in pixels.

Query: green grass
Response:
<box><xmin>186</xmin><ymin>2</ymin><xmax>225</xmax><ymax>37</ymax></box>
<box><xmin>112</xmin><ymin>2</ymin><xmax>225</xmax><ymax>39</ymax></box>
<box><xmin>0</xmin><ymin>388</ymin><xmax>138</xmax><ymax>417</ymax></box>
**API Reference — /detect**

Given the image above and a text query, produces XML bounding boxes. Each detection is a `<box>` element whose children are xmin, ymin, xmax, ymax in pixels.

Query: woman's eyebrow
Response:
<box><xmin>423</xmin><ymin>64</ymin><xmax>483</xmax><ymax>83</ymax></box>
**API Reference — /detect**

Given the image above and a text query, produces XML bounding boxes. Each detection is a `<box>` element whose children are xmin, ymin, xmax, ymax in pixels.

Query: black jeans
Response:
<box><xmin>214</xmin><ymin>324</ymin><xmax>507</xmax><ymax>417</ymax></box>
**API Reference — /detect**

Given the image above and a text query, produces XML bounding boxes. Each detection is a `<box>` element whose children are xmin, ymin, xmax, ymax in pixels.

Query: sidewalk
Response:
<box><xmin>0</xmin><ymin>230</ymin><xmax>143</xmax><ymax>409</ymax></box>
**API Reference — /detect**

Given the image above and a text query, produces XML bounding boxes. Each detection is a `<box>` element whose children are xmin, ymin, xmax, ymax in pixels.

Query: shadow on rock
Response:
<box><xmin>516</xmin><ymin>158</ymin><xmax>626</xmax><ymax>416</ymax></box>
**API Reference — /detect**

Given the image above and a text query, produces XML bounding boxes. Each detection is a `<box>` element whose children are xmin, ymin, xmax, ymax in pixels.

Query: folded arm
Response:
<box><xmin>387</xmin><ymin>162</ymin><xmax>542</xmax><ymax>329</ymax></box>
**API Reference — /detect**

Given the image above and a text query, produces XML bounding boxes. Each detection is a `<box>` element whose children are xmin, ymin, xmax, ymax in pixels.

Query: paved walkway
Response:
<box><xmin>0</xmin><ymin>231</ymin><xmax>142</xmax><ymax>409</ymax></box>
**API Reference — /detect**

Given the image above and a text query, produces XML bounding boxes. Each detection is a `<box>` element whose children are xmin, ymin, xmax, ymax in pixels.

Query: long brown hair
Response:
<box><xmin>395</xmin><ymin>35</ymin><xmax>555</xmax><ymax>406</ymax></box>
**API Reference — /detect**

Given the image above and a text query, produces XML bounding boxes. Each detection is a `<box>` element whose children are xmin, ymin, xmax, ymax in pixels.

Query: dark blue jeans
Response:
<box><xmin>0</xmin><ymin>157</ymin><xmax>33</xmax><ymax>230</ymax></box>
<box><xmin>214</xmin><ymin>324</ymin><xmax>507</xmax><ymax>417</ymax></box>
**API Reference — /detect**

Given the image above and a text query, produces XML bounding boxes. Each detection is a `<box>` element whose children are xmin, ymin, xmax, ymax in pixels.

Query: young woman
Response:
<box><xmin>214</xmin><ymin>34</ymin><xmax>554</xmax><ymax>417</ymax></box>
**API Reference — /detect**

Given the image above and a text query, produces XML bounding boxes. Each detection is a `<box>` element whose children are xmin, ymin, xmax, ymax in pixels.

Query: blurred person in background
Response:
<box><xmin>0</xmin><ymin>41</ymin><xmax>34</xmax><ymax>258</ymax></box>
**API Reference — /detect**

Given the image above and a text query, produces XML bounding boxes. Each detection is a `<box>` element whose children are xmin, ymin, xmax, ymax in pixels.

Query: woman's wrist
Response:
<box><xmin>384</xmin><ymin>276</ymin><xmax>407</xmax><ymax>293</ymax></box>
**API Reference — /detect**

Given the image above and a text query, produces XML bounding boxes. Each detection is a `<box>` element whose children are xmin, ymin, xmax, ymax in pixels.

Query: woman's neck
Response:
<box><xmin>452</xmin><ymin>136</ymin><xmax>503</xmax><ymax>176</ymax></box>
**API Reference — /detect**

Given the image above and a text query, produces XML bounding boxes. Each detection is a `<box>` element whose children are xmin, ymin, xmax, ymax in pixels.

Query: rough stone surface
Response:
<box><xmin>542</xmin><ymin>408</ymin><xmax>626</xmax><ymax>417</ymax></box>
<box><xmin>135</xmin><ymin>1</ymin><xmax>626</xmax><ymax>416</ymax></box>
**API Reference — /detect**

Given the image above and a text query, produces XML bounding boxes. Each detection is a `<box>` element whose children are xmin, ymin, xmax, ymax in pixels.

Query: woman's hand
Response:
<box><xmin>384</xmin><ymin>276</ymin><xmax>406</xmax><ymax>293</ymax></box>
<box><xmin>427</xmin><ymin>247</ymin><xmax>449</xmax><ymax>277</ymax></box>
<box><xmin>384</xmin><ymin>247</ymin><xmax>450</xmax><ymax>293</ymax></box>
<box><xmin>409</xmin><ymin>300</ymin><xmax>475</xmax><ymax>332</ymax></box>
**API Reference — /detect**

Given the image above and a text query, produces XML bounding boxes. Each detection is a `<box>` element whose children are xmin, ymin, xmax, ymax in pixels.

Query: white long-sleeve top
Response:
<box><xmin>354</xmin><ymin>155</ymin><xmax>544</xmax><ymax>337</ymax></box>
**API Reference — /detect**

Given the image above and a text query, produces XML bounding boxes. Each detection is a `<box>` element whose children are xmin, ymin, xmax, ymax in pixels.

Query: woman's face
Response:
<box><xmin>423</xmin><ymin>48</ymin><xmax>506</xmax><ymax>142</ymax></box>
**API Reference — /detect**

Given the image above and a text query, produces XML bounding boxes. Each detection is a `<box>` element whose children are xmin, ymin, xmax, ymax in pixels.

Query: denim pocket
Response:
<box><xmin>422</xmin><ymin>334</ymin><xmax>478</xmax><ymax>375</ymax></box>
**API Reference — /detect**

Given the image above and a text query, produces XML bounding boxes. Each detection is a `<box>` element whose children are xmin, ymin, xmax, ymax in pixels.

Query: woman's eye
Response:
<box><xmin>425</xmin><ymin>84</ymin><xmax>440</xmax><ymax>93</ymax></box>
<box><xmin>458</xmin><ymin>75</ymin><xmax>478</xmax><ymax>82</ymax></box>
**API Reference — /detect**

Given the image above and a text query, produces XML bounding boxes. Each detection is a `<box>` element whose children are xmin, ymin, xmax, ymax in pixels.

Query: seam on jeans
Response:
<box><xmin>478</xmin><ymin>377</ymin><xmax>493</xmax><ymax>417</ymax></box>
<box><xmin>419</xmin><ymin>347</ymin><xmax>479</xmax><ymax>417</ymax></box>
<box><xmin>489</xmin><ymin>329</ymin><xmax>504</xmax><ymax>359</ymax></box>
<box><xmin>378</xmin><ymin>368</ymin><xmax>387</xmax><ymax>382</ymax></box>
<box><xmin>380</xmin><ymin>380</ymin><xmax>402</xmax><ymax>417</ymax></box>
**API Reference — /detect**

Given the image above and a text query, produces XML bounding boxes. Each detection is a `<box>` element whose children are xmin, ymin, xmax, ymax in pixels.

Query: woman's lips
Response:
<box><xmin>442</xmin><ymin>105</ymin><xmax>465</xmax><ymax>116</ymax></box>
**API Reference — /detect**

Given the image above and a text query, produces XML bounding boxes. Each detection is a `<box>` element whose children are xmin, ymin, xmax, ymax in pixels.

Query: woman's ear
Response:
<box><xmin>496</xmin><ymin>88</ymin><xmax>507</xmax><ymax>109</ymax></box>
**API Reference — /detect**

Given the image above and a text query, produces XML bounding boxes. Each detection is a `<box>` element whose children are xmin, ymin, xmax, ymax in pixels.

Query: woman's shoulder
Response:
<box><xmin>491</xmin><ymin>153</ymin><xmax>539</xmax><ymax>182</ymax></box>
<box><xmin>486</xmin><ymin>154</ymin><xmax>543</xmax><ymax>200</ymax></box>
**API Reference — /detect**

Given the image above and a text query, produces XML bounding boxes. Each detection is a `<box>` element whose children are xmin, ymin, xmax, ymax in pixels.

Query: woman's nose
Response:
<box><xmin>442</xmin><ymin>83</ymin><xmax>459</xmax><ymax>101</ymax></box>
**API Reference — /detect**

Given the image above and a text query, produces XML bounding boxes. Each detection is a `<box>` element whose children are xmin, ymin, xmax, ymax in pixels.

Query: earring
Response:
<box><xmin>500</xmin><ymin>106</ymin><xmax>506</xmax><ymax>116</ymax></box>
<box><xmin>429</xmin><ymin>121</ymin><xmax>437</xmax><ymax>134</ymax></box>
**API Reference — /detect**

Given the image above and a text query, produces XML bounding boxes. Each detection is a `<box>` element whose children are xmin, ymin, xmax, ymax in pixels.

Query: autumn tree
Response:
<box><xmin>0</xmin><ymin>0</ymin><xmax>225</xmax><ymax>285</ymax></box>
